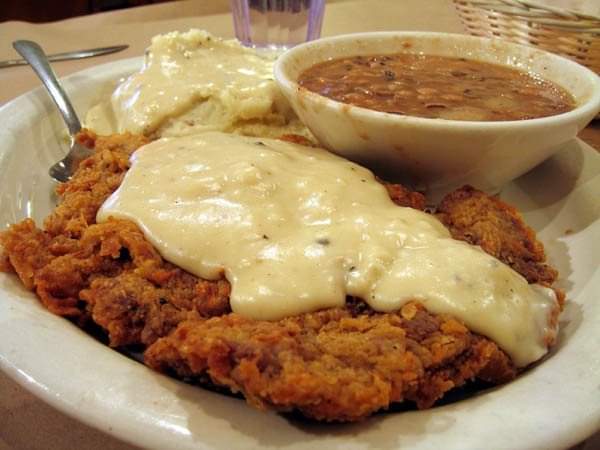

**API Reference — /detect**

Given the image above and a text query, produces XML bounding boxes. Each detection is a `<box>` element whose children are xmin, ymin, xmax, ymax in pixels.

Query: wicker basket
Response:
<box><xmin>453</xmin><ymin>0</ymin><xmax>600</xmax><ymax>74</ymax></box>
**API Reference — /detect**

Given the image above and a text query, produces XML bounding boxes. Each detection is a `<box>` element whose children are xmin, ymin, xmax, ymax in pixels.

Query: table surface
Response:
<box><xmin>0</xmin><ymin>1</ymin><xmax>598</xmax><ymax>449</ymax></box>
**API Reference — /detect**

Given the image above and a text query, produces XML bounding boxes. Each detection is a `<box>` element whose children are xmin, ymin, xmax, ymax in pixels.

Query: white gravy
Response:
<box><xmin>97</xmin><ymin>132</ymin><xmax>558</xmax><ymax>367</ymax></box>
<box><xmin>97</xmin><ymin>29</ymin><xmax>298</xmax><ymax>138</ymax></box>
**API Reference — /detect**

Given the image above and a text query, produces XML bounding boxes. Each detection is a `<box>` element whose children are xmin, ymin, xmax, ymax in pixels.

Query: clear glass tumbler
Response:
<box><xmin>231</xmin><ymin>0</ymin><xmax>325</xmax><ymax>50</ymax></box>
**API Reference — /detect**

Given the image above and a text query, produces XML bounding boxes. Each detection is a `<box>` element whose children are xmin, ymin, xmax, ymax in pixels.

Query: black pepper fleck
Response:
<box><xmin>384</xmin><ymin>70</ymin><xmax>396</xmax><ymax>81</ymax></box>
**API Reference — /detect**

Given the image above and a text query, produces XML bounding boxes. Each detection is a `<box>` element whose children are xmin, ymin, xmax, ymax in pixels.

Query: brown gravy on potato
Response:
<box><xmin>298</xmin><ymin>54</ymin><xmax>575</xmax><ymax>121</ymax></box>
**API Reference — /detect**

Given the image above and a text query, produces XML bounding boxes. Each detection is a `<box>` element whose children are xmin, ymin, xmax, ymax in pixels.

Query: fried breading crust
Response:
<box><xmin>0</xmin><ymin>130</ymin><xmax>560</xmax><ymax>421</ymax></box>
<box><xmin>145</xmin><ymin>304</ymin><xmax>515</xmax><ymax>421</ymax></box>
<box><xmin>436</xmin><ymin>185</ymin><xmax>565</xmax><ymax>342</ymax></box>
<box><xmin>436</xmin><ymin>186</ymin><xmax>558</xmax><ymax>287</ymax></box>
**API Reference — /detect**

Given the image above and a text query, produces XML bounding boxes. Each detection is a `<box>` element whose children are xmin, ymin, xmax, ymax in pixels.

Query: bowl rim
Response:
<box><xmin>274</xmin><ymin>31</ymin><xmax>600</xmax><ymax>130</ymax></box>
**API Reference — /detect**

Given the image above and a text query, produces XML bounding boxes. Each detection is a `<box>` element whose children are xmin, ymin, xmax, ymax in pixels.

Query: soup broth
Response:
<box><xmin>298</xmin><ymin>53</ymin><xmax>575</xmax><ymax>121</ymax></box>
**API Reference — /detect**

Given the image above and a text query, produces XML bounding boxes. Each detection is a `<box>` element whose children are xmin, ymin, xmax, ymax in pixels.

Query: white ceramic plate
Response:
<box><xmin>0</xmin><ymin>59</ymin><xmax>599</xmax><ymax>450</ymax></box>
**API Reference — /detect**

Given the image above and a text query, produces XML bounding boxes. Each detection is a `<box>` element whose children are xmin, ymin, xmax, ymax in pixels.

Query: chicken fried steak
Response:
<box><xmin>0</xmin><ymin>130</ymin><xmax>561</xmax><ymax>422</ymax></box>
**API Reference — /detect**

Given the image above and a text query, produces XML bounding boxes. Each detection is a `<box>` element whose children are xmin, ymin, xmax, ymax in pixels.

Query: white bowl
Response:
<box><xmin>274</xmin><ymin>32</ymin><xmax>600</xmax><ymax>197</ymax></box>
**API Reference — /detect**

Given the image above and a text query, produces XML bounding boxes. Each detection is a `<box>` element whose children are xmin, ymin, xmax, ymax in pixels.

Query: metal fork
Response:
<box><xmin>13</xmin><ymin>40</ymin><xmax>94</xmax><ymax>182</ymax></box>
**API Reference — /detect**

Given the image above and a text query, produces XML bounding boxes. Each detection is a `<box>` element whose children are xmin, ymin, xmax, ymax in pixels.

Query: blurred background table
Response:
<box><xmin>0</xmin><ymin>1</ymin><xmax>598</xmax><ymax>449</ymax></box>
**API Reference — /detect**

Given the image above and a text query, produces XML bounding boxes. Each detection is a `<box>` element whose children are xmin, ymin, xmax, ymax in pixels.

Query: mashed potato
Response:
<box><xmin>85</xmin><ymin>29</ymin><xmax>310</xmax><ymax>139</ymax></box>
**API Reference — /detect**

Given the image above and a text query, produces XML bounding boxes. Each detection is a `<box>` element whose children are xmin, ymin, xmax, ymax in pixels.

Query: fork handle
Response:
<box><xmin>13</xmin><ymin>40</ymin><xmax>82</xmax><ymax>137</ymax></box>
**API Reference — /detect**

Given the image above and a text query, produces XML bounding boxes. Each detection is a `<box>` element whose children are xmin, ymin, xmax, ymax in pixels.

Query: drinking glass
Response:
<box><xmin>231</xmin><ymin>0</ymin><xmax>325</xmax><ymax>50</ymax></box>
